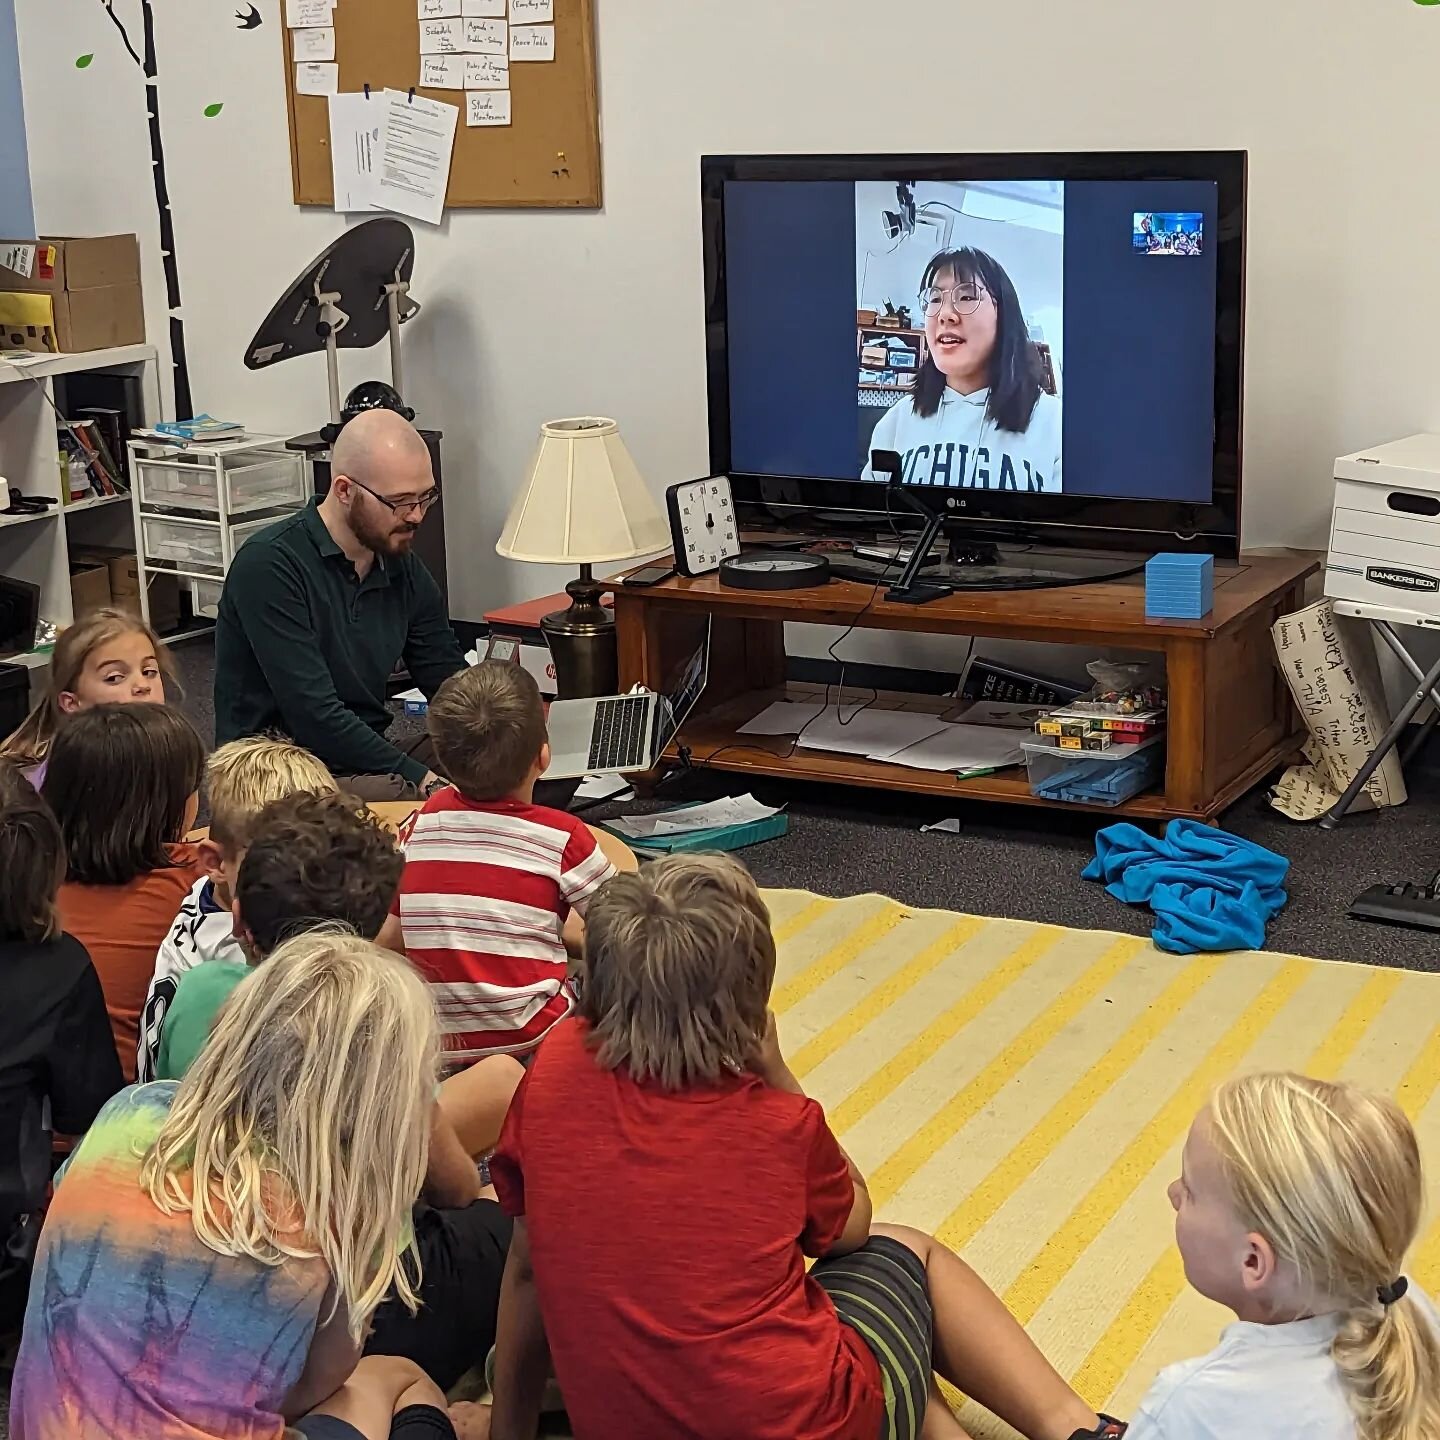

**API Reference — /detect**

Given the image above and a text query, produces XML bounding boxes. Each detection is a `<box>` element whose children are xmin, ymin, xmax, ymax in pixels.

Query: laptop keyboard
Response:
<box><xmin>588</xmin><ymin>695</ymin><xmax>652</xmax><ymax>772</ymax></box>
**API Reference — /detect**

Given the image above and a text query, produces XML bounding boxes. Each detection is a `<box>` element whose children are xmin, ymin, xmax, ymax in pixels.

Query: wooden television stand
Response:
<box><xmin>613</xmin><ymin>552</ymin><xmax>1317</xmax><ymax>822</ymax></box>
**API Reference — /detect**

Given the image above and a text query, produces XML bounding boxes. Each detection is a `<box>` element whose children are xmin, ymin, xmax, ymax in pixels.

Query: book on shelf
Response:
<box><xmin>140</xmin><ymin>414</ymin><xmax>246</xmax><ymax>447</ymax></box>
<box><xmin>74</xmin><ymin>405</ymin><xmax>132</xmax><ymax>483</ymax></box>
<box><xmin>958</xmin><ymin>655</ymin><xmax>1085</xmax><ymax>708</ymax></box>
<box><xmin>59</xmin><ymin>419</ymin><xmax>125</xmax><ymax>499</ymax></box>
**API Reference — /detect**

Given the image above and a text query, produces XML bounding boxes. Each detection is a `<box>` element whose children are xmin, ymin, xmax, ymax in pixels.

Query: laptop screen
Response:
<box><xmin>653</xmin><ymin>621</ymin><xmax>711</xmax><ymax>755</ymax></box>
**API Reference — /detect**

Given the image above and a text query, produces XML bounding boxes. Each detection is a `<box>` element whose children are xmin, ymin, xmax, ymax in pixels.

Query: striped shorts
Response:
<box><xmin>811</xmin><ymin>1235</ymin><xmax>933</xmax><ymax>1440</ymax></box>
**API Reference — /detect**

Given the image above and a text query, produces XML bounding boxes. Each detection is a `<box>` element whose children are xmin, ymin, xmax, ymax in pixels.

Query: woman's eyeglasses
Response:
<box><xmin>920</xmin><ymin>283</ymin><xmax>988</xmax><ymax>317</ymax></box>
<box><xmin>350</xmin><ymin>478</ymin><xmax>441</xmax><ymax>517</ymax></box>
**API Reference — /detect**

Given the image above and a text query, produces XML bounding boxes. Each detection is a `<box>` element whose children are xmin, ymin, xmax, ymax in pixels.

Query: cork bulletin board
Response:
<box><xmin>282</xmin><ymin>0</ymin><xmax>601</xmax><ymax>209</ymax></box>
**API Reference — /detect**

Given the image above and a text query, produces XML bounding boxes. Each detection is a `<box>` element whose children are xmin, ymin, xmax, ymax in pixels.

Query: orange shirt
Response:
<box><xmin>58</xmin><ymin>846</ymin><xmax>207</xmax><ymax>1084</ymax></box>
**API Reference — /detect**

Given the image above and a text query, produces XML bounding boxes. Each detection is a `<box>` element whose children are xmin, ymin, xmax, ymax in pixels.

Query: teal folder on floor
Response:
<box><xmin>602</xmin><ymin>806</ymin><xmax>789</xmax><ymax>855</ymax></box>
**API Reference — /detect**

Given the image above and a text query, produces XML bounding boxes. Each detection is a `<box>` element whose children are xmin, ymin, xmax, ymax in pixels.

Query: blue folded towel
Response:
<box><xmin>1081</xmin><ymin>818</ymin><xmax>1289</xmax><ymax>953</ymax></box>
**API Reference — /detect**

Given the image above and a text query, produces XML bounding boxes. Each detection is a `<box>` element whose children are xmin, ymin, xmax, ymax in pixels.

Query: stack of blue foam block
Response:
<box><xmin>1145</xmin><ymin>552</ymin><xmax>1214</xmax><ymax>619</ymax></box>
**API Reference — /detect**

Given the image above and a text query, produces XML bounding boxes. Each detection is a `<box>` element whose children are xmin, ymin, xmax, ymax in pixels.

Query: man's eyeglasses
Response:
<box><xmin>349</xmin><ymin>478</ymin><xmax>441</xmax><ymax>517</ymax></box>
<box><xmin>920</xmin><ymin>283</ymin><xmax>989</xmax><ymax>318</ymax></box>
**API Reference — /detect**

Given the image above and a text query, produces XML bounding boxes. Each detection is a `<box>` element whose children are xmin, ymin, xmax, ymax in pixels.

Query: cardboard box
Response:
<box><xmin>71</xmin><ymin>545</ymin><xmax>177</xmax><ymax>631</ymax></box>
<box><xmin>72</xmin><ymin>547</ymin><xmax>140</xmax><ymax>607</ymax></box>
<box><xmin>70</xmin><ymin>562</ymin><xmax>112</xmax><ymax>620</ymax></box>
<box><xmin>146</xmin><ymin>573</ymin><xmax>181</xmax><ymax>633</ymax></box>
<box><xmin>0</xmin><ymin>236</ymin><xmax>144</xmax><ymax>352</ymax></box>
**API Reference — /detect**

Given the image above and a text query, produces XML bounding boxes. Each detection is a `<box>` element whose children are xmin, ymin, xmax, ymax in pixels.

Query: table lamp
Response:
<box><xmin>496</xmin><ymin>417</ymin><xmax>669</xmax><ymax>699</ymax></box>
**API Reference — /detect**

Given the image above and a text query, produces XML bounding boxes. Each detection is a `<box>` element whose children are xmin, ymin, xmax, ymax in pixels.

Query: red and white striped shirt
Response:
<box><xmin>396</xmin><ymin>791</ymin><xmax>617</xmax><ymax>1064</ymax></box>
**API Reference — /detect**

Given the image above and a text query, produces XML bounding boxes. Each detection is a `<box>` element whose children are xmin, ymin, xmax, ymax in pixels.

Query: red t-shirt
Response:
<box><xmin>491</xmin><ymin>1019</ymin><xmax>884</xmax><ymax>1440</ymax></box>
<box><xmin>395</xmin><ymin>792</ymin><xmax>615</xmax><ymax>1064</ymax></box>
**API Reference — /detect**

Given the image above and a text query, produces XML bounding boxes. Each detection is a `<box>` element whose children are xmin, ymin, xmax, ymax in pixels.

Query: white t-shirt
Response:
<box><xmin>1129</xmin><ymin>1292</ymin><xmax>1440</xmax><ymax>1440</ymax></box>
<box><xmin>135</xmin><ymin>875</ymin><xmax>244</xmax><ymax>1083</ymax></box>
<box><xmin>863</xmin><ymin>386</ymin><xmax>1062</xmax><ymax>493</ymax></box>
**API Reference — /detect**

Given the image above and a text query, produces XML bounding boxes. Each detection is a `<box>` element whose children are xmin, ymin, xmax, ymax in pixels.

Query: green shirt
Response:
<box><xmin>214</xmin><ymin>500</ymin><xmax>464</xmax><ymax>783</ymax></box>
<box><xmin>155</xmin><ymin>959</ymin><xmax>252</xmax><ymax>1080</ymax></box>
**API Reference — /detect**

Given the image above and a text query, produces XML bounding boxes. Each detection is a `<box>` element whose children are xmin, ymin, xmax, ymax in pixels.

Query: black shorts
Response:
<box><xmin>293</xmin><ymin>1403</ymin><xmax>456</xmax><ymax>1439</ymax></box>
<box><xmin>811</xmin><ymin>1236</ymin><xmax>934</xmax><ymax>1440</ymax></box>
<box><xmin>364</xmin><ymin>1199</ymin><xmax>512</xmax><ymax>1392</ymax></box>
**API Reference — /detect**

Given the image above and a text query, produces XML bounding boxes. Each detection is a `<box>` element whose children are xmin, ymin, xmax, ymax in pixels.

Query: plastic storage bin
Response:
<box><xmin>1022</xmin><ymin>735</ymin><xmax>1164</xmax><ymax>807</ymax></box>
<box><xmin>140</xmin><ymin>514</ymin><xmax>224</xmax><ymax>576</ymax></box>
<box><xmin>134</xmin><ymin>448</ymin><xmax>307</xmax><ymax>518</ymax></box>
<box><xmin>191</xmin><ymin>578</ymin><xmax>224</xmax><ymax>618</ymax></box>
<box><xmin>231</xmin><ymin>513</ymin><xmax>284</xmax><ymax>556</ymax></box>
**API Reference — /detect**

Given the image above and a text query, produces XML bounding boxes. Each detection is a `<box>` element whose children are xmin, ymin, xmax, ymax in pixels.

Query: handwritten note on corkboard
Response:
<box><xmin>282</xmin><ymin>0</ymin><xmax>600</xmax><ymax>209</ymax></box>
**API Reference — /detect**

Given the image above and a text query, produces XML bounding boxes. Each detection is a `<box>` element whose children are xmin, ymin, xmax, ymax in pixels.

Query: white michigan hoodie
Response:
<box><xmin>863</xmin><ymin>386</ymin><xmax>1062</xmax><ymax>493</ymax></box>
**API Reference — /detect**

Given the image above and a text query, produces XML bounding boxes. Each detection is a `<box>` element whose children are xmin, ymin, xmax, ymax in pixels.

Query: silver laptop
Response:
<box><xmin>543</xmin><ymin>621</ymin><xmax>711</xmax><ymax>780</ymax></box>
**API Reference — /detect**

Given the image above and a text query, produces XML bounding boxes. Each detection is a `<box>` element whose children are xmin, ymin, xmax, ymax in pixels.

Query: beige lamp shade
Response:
<box><xmin>496</xmin><ymin>416</ymin><xmax>670</xmax><ymax>565</ymax></box>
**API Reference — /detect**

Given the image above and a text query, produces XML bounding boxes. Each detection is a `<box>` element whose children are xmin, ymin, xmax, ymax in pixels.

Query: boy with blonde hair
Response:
<box><xmin>380</xmin><ymin>661</ymin><xmax>635</xmax><ymax>1066</ymax></box>
<box><xmin>135</xmin><ymin>735</ymin><xmax>336</xmax><ymax>1082</ymax></box>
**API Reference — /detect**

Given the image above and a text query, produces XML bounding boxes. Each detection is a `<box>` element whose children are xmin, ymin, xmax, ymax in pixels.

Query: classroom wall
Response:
<box><xmin>13</xmin><ymin>0</ymin><xmax>1440</xmax><ymax>637</ymax></box>
<box><xmin>0</xmin><ymin>0</ymin><xmax>33</xmax><ymax>233</ymax></box>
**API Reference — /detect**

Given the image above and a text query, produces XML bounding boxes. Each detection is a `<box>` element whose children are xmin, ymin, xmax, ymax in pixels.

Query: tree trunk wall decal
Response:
<box><xmin>96</xmin><ymin>0</ymin><xmax>193</xmax><ymax>419</ymax></box>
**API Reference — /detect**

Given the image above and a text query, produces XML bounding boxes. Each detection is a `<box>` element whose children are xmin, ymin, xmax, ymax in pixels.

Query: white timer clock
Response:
<box><xmin>665</xmin><ymin>475</ymin><xmax>742</xmax><ymax>577</ymax></box>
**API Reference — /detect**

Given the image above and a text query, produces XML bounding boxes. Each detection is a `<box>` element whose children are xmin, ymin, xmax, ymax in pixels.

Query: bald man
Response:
<box><xmin>214</xmin><ymin>409</ymin><xmax>464</xmax><ymax>799</ymax></box>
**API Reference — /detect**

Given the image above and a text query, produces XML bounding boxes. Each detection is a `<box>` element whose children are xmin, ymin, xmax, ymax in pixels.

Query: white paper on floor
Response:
<box><xmin>606</xmin><ymin>794</ymin><xmax>781</xmax><ymax>840</ymax></box>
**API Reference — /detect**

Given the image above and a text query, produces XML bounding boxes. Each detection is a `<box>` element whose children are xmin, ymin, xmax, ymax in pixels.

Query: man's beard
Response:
<box><xmin>354</xmin><ymin>509</ymin><xmax>416</xmax><ymax>556</ymax></box>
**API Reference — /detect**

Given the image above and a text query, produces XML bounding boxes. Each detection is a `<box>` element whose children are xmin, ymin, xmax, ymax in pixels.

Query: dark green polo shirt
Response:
<box><xmin>214</xmin><ymin>500</ymin><xmax>464</xmax><ymax>783</ymax></box>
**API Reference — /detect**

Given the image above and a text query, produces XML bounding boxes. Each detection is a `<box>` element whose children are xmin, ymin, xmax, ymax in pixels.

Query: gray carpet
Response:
<box><xmin>167</xmin><ymin>635</ymin><xmax>1440</xmax><ymax>973</ymax></box>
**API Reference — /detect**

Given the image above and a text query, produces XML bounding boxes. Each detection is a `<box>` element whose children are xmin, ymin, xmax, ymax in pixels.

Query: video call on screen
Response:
<box><xmin>722</xmin><ymin>178</ymin><xmax>1220</xmax><ymax>504</ymax></box>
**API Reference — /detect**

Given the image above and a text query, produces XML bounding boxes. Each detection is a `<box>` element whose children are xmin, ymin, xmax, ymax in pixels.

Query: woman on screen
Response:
<box><xmin>864</xmin><ymin>247</ymin><xmax>1062</xmax><ymax>493</ymax></box>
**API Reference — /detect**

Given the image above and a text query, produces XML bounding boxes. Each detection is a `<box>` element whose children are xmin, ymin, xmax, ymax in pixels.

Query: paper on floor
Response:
<box><xmin>606</xmin><ymin>794</ymin><xmax>781</xmax><ymax>840</ymax></box>
<box><xmin>920</xmin><ymin>817</ymin><xmax>963</xmax><ymax>834</ymax></box>
<box><xmin>575</xmin><ymin>774</ymin><xmax>634</xmax><ymax>804</ymax></box>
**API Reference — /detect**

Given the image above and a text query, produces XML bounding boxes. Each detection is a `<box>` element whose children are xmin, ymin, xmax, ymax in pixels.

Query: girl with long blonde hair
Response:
<box><xmin>10</xmin><ymin>930</ymin><xmax>465</xmax><ymax>1440</ymax></box>
<box><xmin>1135</xmin><ymin>1071</ymin><xmax>1440</xmax><ymax>1440</ymax></box>
<box><xmin>0</xmin><ymin>606</ymin><xmax>171</xmax><ymax>787</ymax></box>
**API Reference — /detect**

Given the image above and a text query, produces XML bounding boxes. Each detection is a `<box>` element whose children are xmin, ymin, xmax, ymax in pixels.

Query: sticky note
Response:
<box><xmin>509</xmin><ymin>23</ymin><xmax>554</xmax><ymax>59</ymax></box>
<box><xmin>463</xmin><ymin>0</ymin><xmax>506</xmax><ymax>13</ymax></box>
<box><xmin>466</xmin><ymin>90</ymin><xmax>512</xmax><ymax>126</ymax></box>
<box><xmin>463</xmin><ymin>17</ymin><xmax>507</xmax><ymax>52</ymax></box>
<box><xmin>295</xmin><ymin>61</ymin><xmax>339</xmax><ymax>95</ymax></box>
<box><xmin>417</xmin><ymin>0</ymin><xmax>461</xmax><ymax>14</ymax></box>
<box><xmin>464</xmin><ymin>54</ymin><xmax>509</xmax><ymax>88</ymax></box>
<box><xmin>509</xmin><ymin>0</ymin><xmax>552</xmax><ymax>19</ymax></box>
<box><xmin>421</xmin><ymin>54</ymin><xmax>465</xmax><ymax>88</ymax></box>
<box><xmin>292</xmin><ymin>25</ymin><xmax>335</xmax><ymax>61</ymax></box>
<box><xmin>285</xmin><ymin>0</ymin><xmax>332</xmax><ymax>27</ymax></box>
<box><xmin>419</xmin><ymin>15</ymin><xmax>465</xmax><ymax>51</ymax></box>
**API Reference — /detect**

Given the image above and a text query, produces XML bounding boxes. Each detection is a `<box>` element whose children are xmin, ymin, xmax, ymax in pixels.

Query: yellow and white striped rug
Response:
<box><xmin>767</xmin><ymin>889</ymin><xmax>1440</xmax><ymax>1436</ymax></box>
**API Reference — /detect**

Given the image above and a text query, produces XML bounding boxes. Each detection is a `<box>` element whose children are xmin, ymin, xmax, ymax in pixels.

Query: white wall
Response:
<box><xmin>15</xmin><ymin>0</ymin><xmax>1440</xmax><ymax>637</ymax></box>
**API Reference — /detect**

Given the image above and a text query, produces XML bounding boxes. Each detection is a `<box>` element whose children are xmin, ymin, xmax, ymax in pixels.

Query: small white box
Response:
<box><xmin>1325</xmin><ymin>434</ymin><xmax>1440</xmax><ymax>627</ymax></box>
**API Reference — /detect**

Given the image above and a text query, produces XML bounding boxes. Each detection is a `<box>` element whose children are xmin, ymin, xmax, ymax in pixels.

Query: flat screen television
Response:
<box><xmin>702</xmin><ymin>151</ymin><xmax>1247</xmax><ymax>561</ymax></box>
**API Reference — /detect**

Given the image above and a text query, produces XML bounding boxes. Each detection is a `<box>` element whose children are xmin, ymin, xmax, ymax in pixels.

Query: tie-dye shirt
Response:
<box><xmin>11</xmin><ymin>1083</ymin><xmax>329</xmax><ymax>1440</ymax></box>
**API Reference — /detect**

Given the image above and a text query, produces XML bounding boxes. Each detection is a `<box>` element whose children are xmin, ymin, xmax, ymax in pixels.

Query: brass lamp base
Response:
<box><xmin>540</xmin><ymin>564</ymin><xmax>618</xmax><ymax>700</ymax></box>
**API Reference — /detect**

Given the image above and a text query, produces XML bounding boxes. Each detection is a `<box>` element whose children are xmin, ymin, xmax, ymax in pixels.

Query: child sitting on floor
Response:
<box><xmin>136</xmin><ymin>734</ymin><xmax>337</xmax><ymax>1083</ymax></box>
<box><xmin>1128</xmin><ymin>1071</ymin><xmax>1440</xmax><ymax>1440</ymax></box>
<box><xmin>379</xmin><ymin>661</ymin><xmax>635</xmax><ymax>1066</ymax></box>
<box><xmin>154</xmin><ymin>789</ymin><xmax>399</xmax><ymax>1081</ymax></box>
<box><xmin>156</xmin><ymin>789</ymin><xmax>520</xmax><ymax>1391</ymax></box>
<box><xmin>478</xmin><ymin>853</ymin><xmax>1121</xmax><ymax>1440</ymax></box>
<box><xmin>0</xmin><ymin>606</ymin><xmax>172</xmax><ymax>791</ymax></box>
<box><xmin>0</xmin><ymin>761</ymin><xmax>122</xmax><ymax>1326</ymax></box>
<box><xmin>11</xmin><ymin>931</ymin><xmax>461</xmax><ymax>1440</ymax></box>
<box><xmin>43</xmin><ymin>704</ymin><xmax>207</xmax><ymax>1083</ymax></box>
